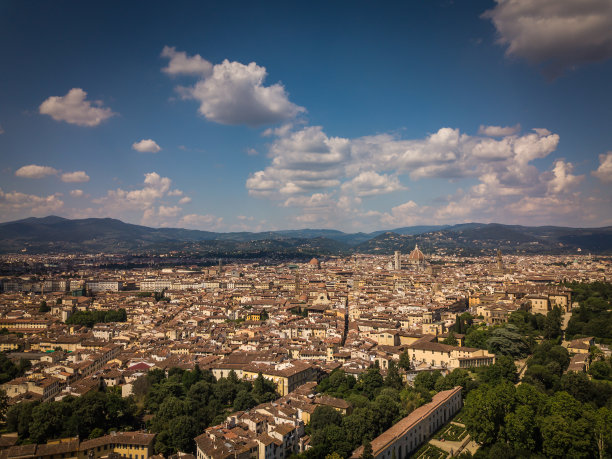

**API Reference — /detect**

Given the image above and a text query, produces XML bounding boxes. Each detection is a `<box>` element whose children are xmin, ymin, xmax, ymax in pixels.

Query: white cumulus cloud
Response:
<box><xmin>95</xmin><ymin>172</ymin><xmax>172</xmax><ymax>211</ymax></box>
<box><xmin>546</xmin><ymin>160</ymin><xmax>584</xmax><ymax>194</ymax></box>
<box><xmin>247</xmin><ymin>125</ymin><xmax>560</xmax><ymax>200</ymax></box>
<box><xmin>162</xmin><ymin>48</ymin><xmax>305</xmax><ymax>127</ymax></box>
<box><xmin>0</xmin><ymin>188</ymin><xmax>63</xmax><ymax>217</ymax></box>
<box><xmin>132</xmin><ymin>139</ymin><xmax>162</xmax><ymax>153</ymax></box>
<box><xmin>341</xmin><ymin>171</ymin><xmax>406</xmax><ymax>196</ymax></box>
<box><xmin>70</xmin><ymin>189</ymin><xmax>84</xmax><ymax>197</ymax></box>
<box><xmin>592</xmin><ymin>152</ymin><xmax>612</xmax><ymax>183</ymax></box>
<box><xmin>61</xmin><ymin>171</ymin><xmax>90</xmax><ymax>183</ymax></box>
<box><xmin>179</xmin><ymin>213</ymin><xmax>223</xmax><ymax>230</ymax></box>
<box><xmin>39</xmin><ymin>88</ymin><xmax>115</xmax><ymax>126</ymax></box>
<box><xmin>244</xmin><ymin>123</ymin><xmax>600</xmax><ymax>228</ymax></box>
<box><xmin>15</xmin><ymin>165</ymin><xmax>58</xmax><ymax>179</ymax></box>
<box><xmin>158</xmin><ymin>205</ymin><xmax>182</xmax><ymax>218</ymax></box>
<box><xmin>161</xmin><ymin>46</ymin><xmax>213</xmax><ymax>77</ymax></box>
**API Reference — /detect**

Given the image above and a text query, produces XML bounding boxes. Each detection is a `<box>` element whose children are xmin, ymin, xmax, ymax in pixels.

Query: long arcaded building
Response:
<box><xmin>351</xmin><ymin>386</ymin><xmax>462</xmax><ymax>459</ymax></box>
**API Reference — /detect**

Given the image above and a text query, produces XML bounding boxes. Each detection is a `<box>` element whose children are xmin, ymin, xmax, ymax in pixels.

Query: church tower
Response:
<box><xmin>496</xmin><ymin>249</ymin><xmax>504</xmax><ymax>271</ymax></box>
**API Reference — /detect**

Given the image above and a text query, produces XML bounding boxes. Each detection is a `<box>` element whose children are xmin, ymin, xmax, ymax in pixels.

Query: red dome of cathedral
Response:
<box><xmin>408</xmin><ymin>244</ymin><xmax>425</xmax><ymax>262</ymax></box>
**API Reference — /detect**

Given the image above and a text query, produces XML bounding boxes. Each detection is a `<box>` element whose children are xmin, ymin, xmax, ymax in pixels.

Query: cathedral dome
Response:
<box><xmin>408</xmin><ymin>244</ymin><xmax>425</xmax><ymax>262</ymax></box>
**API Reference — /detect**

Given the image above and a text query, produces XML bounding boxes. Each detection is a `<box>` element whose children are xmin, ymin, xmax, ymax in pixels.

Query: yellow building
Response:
<box><xmin>79</xmin><ymin>432</ymin><xmax>155</xmax><ymax>459</ymax></box>
<box><xmin>246</xmin><ymin>312</ymin><xmax>262</xmax><ymax>321</ymax></box>
<box><xmin>242</xmin><ymin>361</ymin><xmax>317</xmax><ymax>396</ymax></box>
<box><xmin>0</xmin><ymin>432</ymin><xmax>155</xmax><ymax>459</ymax></box>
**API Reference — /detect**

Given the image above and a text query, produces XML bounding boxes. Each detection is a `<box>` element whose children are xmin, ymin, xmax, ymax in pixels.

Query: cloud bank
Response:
<box><xmin>483</xmin><ymin>0</ymin><xmax>612</xmax><ymax>76</ymax></box>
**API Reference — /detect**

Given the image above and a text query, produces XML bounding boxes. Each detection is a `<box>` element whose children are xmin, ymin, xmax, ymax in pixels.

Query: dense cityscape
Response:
<box><xmin>0</xmin><ymin>247</ymin><xmax>610</xmax><ymax>458</ymax></box>
<box><xmin>2</xmin><ymin>0</ymin><xmax>612</xmax><ymax>458</ymax></box>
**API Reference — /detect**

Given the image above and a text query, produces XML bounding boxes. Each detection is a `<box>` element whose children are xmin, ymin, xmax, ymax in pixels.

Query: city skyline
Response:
<box><xmin>1</xmin><ymin>0</ymin><xmax>612</xmax><ymax>232</ymax></box>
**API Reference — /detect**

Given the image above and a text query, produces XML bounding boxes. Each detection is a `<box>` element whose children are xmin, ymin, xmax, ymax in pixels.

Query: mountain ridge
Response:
<box><xmin>1</xmin><ymin>216</ymin><xmax>611</xmax><ymax>255</ymax></box>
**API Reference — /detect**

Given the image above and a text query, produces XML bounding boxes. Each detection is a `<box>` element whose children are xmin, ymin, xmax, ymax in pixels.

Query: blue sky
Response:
<box><xmin>1</xmin><ymin>0</ymin><xmax>611</xmax><ymax>232</ymax></box>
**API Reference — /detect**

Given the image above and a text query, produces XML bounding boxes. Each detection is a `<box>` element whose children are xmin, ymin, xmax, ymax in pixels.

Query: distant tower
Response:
<box><xmin>496</xmin><ymin>249</ymin><xmax>504</xmax><ymax>271</ymax></box>
<box><xmin>217</xmin><ymin>258</ymin><xmax>222</xmax><ymax>275</ymax></box>
<box><xmin>294</xmin><ymin>273</ymin><xmax>300</xmax><ymax>295</ymax></box>
<box><xmin>394</xmin><ymin>251</ymin><xmax>401</xmax><ymax>271</ymax></box>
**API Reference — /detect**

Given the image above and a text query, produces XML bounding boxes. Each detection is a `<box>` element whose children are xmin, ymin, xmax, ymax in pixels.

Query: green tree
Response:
<box><xmin>441</xmin><ymin>331</ymin><xmax>458</xmax><ymax>346</ymax></box>
<box><xmin>589</xmin><ymin>361</ymin><xmax>611</xmax><ymax>380</ymax></box>
<box><xmin>515</xmin><ymin>383</ymin><xmax>545</xmax><ymax>413</ymax></box>
<box><xmin>88</xmin><ymin>427</ymin><xmax>105</xmax><ymax>439</ymax></box>
<box><xmin>361</xmin><ymin>440</ymin><xmax>373</xmax><ymax>459</ymax></box>
<box><xmin>0</xmin><ymin>353</ymin><xmax>24</xmax><ymax>383</ymax></box>
<box><xmin>168</xmin><ymin>415</ymin><xmax>198</xmax><ymax>453</ymax></box>
<box><xmin>384</xmin><ymin>361</ymin><xmax>403</xmax><ymax>390</ymax></box>
<box><xmin>355</xmin><ymin>367</ymin><xmax>384</xmax><ymax>399</ymax></box>
<box><xmin>504</xmin><ymin>405</ymin><xmax>537</xmax><ymax>452</ymax></box>
<box><xmin>252</xmin><ymin>372</ymin><xmax>278</xmax><ymax>403</ymax></box>
<box><xmin>0</xmin><ymin>389</ymin><xmax>8</xmax><ymax>421</ymax></box>
<box><xmin>543</xmin><ymin>307</ymin><xmax>563</xmax><ymax>340</ymax></box>
<box><xmin>398</xmin><ymin>351</ymin><xmax>411</xmax><ymax>371</ymax></box>
<box><xmin>479</xmin><ymin>355</ymin><xmax>518</xmax><ymax>384</ymax></box>
<box><xmin>342</xmin><ymin>406</ymin><xmax>376</xmax><ymax>448</ymax></box>
<box><xmin>311</xmin><ymin>405</ymin><xmax>342</xmax><ymax>432</ymax></box>
<box><xmin>463</xmin><ymin>381</ymin><xmax>516</xmax><ymax>446</ymax></box>
<box><xmin>372</xmin><ymin>391</ymin><xmax>400</xmax><ymax>432</ymax></box>
<box><xmin>594</xmin><ymin>407</ymin><xmax>612</xmax><ymax>459</ymax></box>
<box><xmin>39</xmin><ymin>301</ymin><xmax>50</xmax><ymax>313</ymax></box>
<box><xmin>539</xmin><ymin>414</ymin><xmax>593</xmax><ymax>458</ymax></box>
<box><xmin>5</xmin><ymin>401</ymin><xmax>37</xmax><ymax>438</ymax></box>
<box><xmin>435</xmin><ymin>368</ymin><xmax>475</xmax><ymax>395</ymax></box>
<box><xmin>151</xmin><ymin>396</ymin><xmax>189</xmax><ymax>431</ymax></box>
<box><xmin>414</xmin><ymin>370</ymin><xmax>442</xmax><ymax>393</ymax></box>
<box><xmin>233</xmin><ymin>389</ymin><xmax>257</xmax><ymax>411</ymax></box>
<box><xmin>465</xmin><ymin>326</ymin><xmax>490</xmax><ymax>349</ymax></box>
<box><xmin>486</xmin><ymin>325</ymin><xmax>530</xmax><ymax>358</ymax></box>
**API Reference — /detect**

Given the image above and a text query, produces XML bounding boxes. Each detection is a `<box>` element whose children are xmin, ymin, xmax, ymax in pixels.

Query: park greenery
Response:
<box><xmin>3</xmin><ymin>366</ymin><xmax>278</xmax><ymax>455</ymax></box>
<box><xmin>136</xmin><ymin>366</ymin><xmax>278</xmax><ymax>454</ymax></box>
<box><xmin>564</xmin><ymin>281</ymin><xmax>612</xmax><ymax>343</ymax></box>
<box><xmin>463</xmin><ymin>373</ymin><xmax>612</xmax><ymax>458</ymax></box>
<box><xmin>0</xmin><ymin>353</ymin><xmax>31</xmax><ymax>384</ymax></box>
<box><xmin>1</xmin><ymin>282</ymin><xmax>611</xmax><ymax>458</ymax></box>
<box><xmin>5</xmin><ymin>386</ymin><xmax>136</xmax><ymax>443</ymax></box>
<box><xmin>300</xmin><ymin>356</ymin><xmax>519</xmax><ymax>459</ymax></box>
<box><xmin>300</xmin><ymin>364</ymin><xmax>429</xmax><ymax>459</ymax></box>
<box><xmin>308</xmin><ymin>282</ymin><xmax>612</xmax><ymax>458</ymax></box>
<box><xmin>65</xmin><ymin>308</ymin><xmax>127</xmax><ymax>328</ymax></box>
<box><xmin>447</xmin><ymin>307</ymin><xmax>562</xmax><ymax>360</ymax></box>
<box><xmin>461</xmin><ymin>340</ymin><xmax>612</xmax><ymax>458</ymax></box>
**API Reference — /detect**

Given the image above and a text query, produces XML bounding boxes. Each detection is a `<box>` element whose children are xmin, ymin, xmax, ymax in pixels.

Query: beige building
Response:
<box><xmin>243</xmin><ymin>361</ymin><xmax>317</xmax><ymax>396</ymax></box>
<box><xmin>406</xmin><ymin>337</ymin><xmax>495</xmax><ymax>369</ymax></box>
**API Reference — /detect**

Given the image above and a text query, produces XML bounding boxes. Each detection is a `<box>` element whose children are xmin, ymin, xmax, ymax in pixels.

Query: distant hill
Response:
<box><xmin>0</xmin><ymin>216</ymin><xmax>610</xmax><ymax>255</ymax></box>
<box><xmin>354</xmin><ymin>223</ymin><xmax>612</xmax><ymax>255</ymax></box>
